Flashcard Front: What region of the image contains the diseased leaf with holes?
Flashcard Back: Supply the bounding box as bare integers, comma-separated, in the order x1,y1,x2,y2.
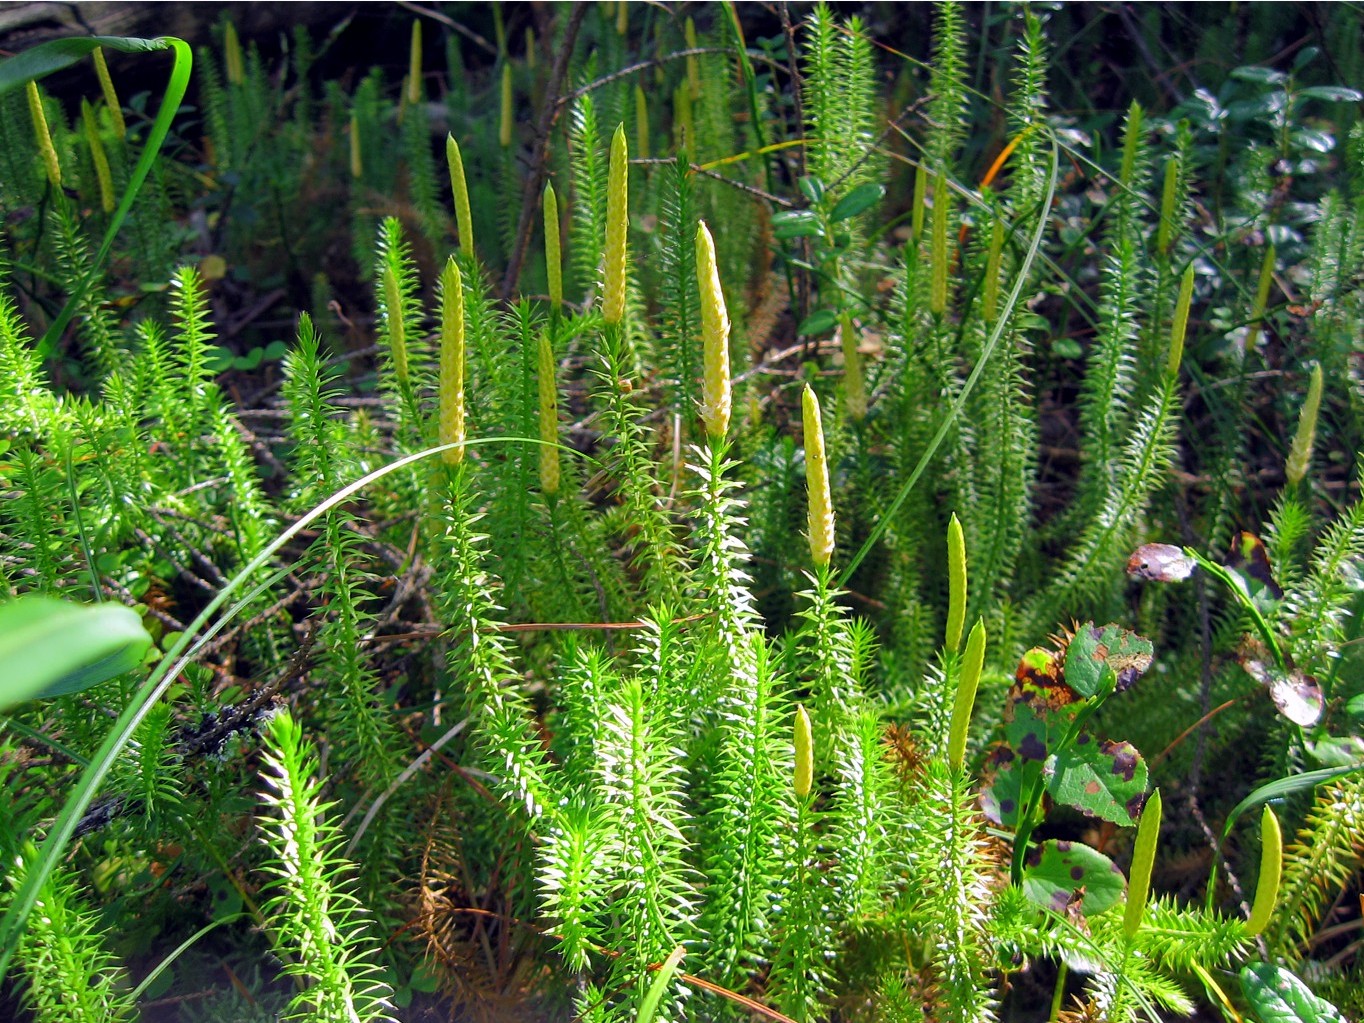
1226,531,1284,602
1240,962,1348,1023
1242,658,1323,726
1127,543,1196,582
1022,840,1126,916
1050,735,1148,824
1006,646,1081,721
1063,623,1153,697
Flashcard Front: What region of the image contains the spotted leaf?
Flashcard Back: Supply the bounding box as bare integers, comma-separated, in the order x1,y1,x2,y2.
1022,839,1126,916
1127,543,1197,582
1050,735,1148,825
1063,623,1153,698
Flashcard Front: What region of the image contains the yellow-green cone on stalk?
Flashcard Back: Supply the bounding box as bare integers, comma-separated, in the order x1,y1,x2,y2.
946,619,986,771
1123,788,1162,939
26,82,60,189
439,257,466,465
1245,806,1282,937
447,135,475,257
1285,363,1323,487
538,332,560,495
383,265,409,389
1167,263,1194,380
224,21,245,86
696,221,731,441
82,99,114,213
499,63,513,148
945,513,966,654
840,314,866,422
543,182,562,311
802,384,834,567
407,20,422,105
793,705,813,799
92,47,126,139
602,124,628,325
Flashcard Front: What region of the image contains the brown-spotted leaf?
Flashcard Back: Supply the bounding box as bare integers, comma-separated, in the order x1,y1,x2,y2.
1063,623,1154,698
1049,734,1148,825
1127,543,1197,582
1022,839,1126,916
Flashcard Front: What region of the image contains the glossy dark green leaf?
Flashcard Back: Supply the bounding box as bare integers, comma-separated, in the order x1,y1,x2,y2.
772,210,824,239
0,597,152,709
1240,962,1347,1023
1050,735,1148,825
1022,840,1125,916
797,176,825,204
830,182,886,222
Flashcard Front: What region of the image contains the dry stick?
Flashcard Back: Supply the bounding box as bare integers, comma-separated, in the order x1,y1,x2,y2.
499,2,590,303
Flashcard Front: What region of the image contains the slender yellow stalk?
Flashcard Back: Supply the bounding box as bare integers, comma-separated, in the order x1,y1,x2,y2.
82,99,114,214
1244,806,1282,937
697,222,731,441
1167,263,1194,379
407,20,422,105
224,21,245,86
840,314,866,422
91,47,126,140
383,266,410,389
945,513,966,654
617,0,629,36
538,331,560,495
983,217,1005,323
1157,157,1179,254
674,82,694,161
447,135,474,257
1285,363,1323,486
349,115,362,180
1245,244,1276,353
499,63,513,148
543,182,563,311
930,170,950,315
603,124,629,325
793,705,813,799
1119,100,1142,189
635,84,649,160
685,17,700,100
911,162,927,240
439,257,465,465
947,618,986,771
1123,788,1162,939
25,82,60,189
802,384,834,566
525,27,537,71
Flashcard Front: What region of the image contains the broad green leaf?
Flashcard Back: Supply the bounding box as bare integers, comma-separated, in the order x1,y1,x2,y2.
1063,623,1153,697
797,309,838,336
1223,763,1364,835
1240,962,1347,1023
1050,735,1148,825
1297,85,1363,103
0,597,152,709
830,182,886,222
1022,840,1125,916
1230,65,1287,85
0,35,169,95
772,209,823,239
